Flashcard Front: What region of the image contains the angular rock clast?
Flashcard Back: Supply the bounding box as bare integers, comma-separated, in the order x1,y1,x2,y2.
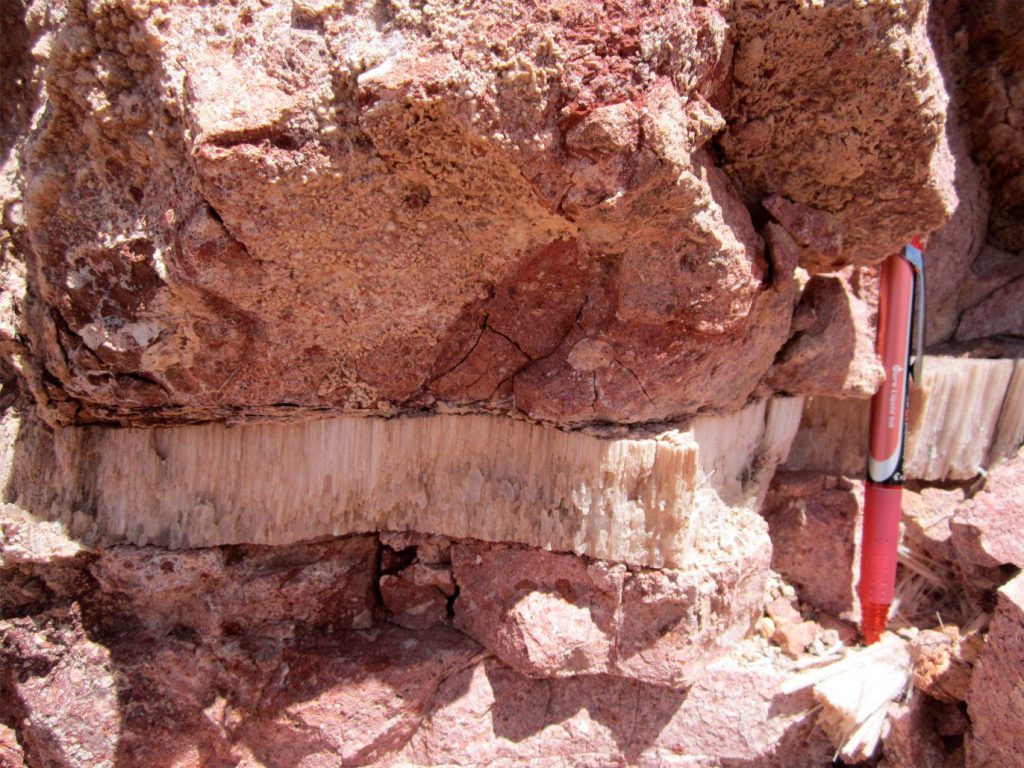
451,535,768,687
951,449,1024,570
966,573,1024,768
721,0,955,270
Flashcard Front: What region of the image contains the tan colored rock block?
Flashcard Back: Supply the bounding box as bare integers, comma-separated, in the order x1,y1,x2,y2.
4,399,803,569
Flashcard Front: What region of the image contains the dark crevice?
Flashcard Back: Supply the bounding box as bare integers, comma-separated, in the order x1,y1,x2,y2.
610,353,654,404
426,314,488,385
484,320,532,362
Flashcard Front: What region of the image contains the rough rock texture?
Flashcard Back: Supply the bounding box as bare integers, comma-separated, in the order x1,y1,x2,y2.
89,535,378,637
902,486,963,564
766,269,883,398
761,472,861,616
883,695,964,768
3,0,1024,765
2,398,803,568
0,517,841,768
0,723,25,768
966,572,1024,768
451,535,768,687
721,0,955,271
963,1,1024,253
2,0,811,428
951,449,1024,569
0,607,121,768
911,627,981,705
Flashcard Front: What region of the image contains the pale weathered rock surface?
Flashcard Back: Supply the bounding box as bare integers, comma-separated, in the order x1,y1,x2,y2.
2,399,803,568
397,640,833,768
951,449,1024,569
722,0,955,270
451,532,768,687
966,572,1024,768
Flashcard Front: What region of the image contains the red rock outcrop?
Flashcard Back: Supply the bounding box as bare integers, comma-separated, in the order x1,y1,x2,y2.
2,0,974,428
5,0,803,427
451,535,768,687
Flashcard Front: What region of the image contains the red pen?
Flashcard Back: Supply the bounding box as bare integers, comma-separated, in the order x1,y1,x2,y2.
858,238,925,644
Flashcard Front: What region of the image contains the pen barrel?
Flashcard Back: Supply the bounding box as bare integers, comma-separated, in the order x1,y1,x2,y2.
858,482,903,606
867,254,916,484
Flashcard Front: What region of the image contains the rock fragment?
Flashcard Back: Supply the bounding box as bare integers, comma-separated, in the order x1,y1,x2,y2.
451,532,769,687
911,627,982,704
951,449,1024,569
767,269,883,397
723,0,956,268
761,472,861,616
966,572,1024,768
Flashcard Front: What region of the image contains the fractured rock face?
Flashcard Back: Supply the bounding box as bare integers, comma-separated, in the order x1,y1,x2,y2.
396,640,834,767
766,268,883,398
11,0,802,427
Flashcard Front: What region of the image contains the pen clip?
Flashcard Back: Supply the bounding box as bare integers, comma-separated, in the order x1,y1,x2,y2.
902,240,926,387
